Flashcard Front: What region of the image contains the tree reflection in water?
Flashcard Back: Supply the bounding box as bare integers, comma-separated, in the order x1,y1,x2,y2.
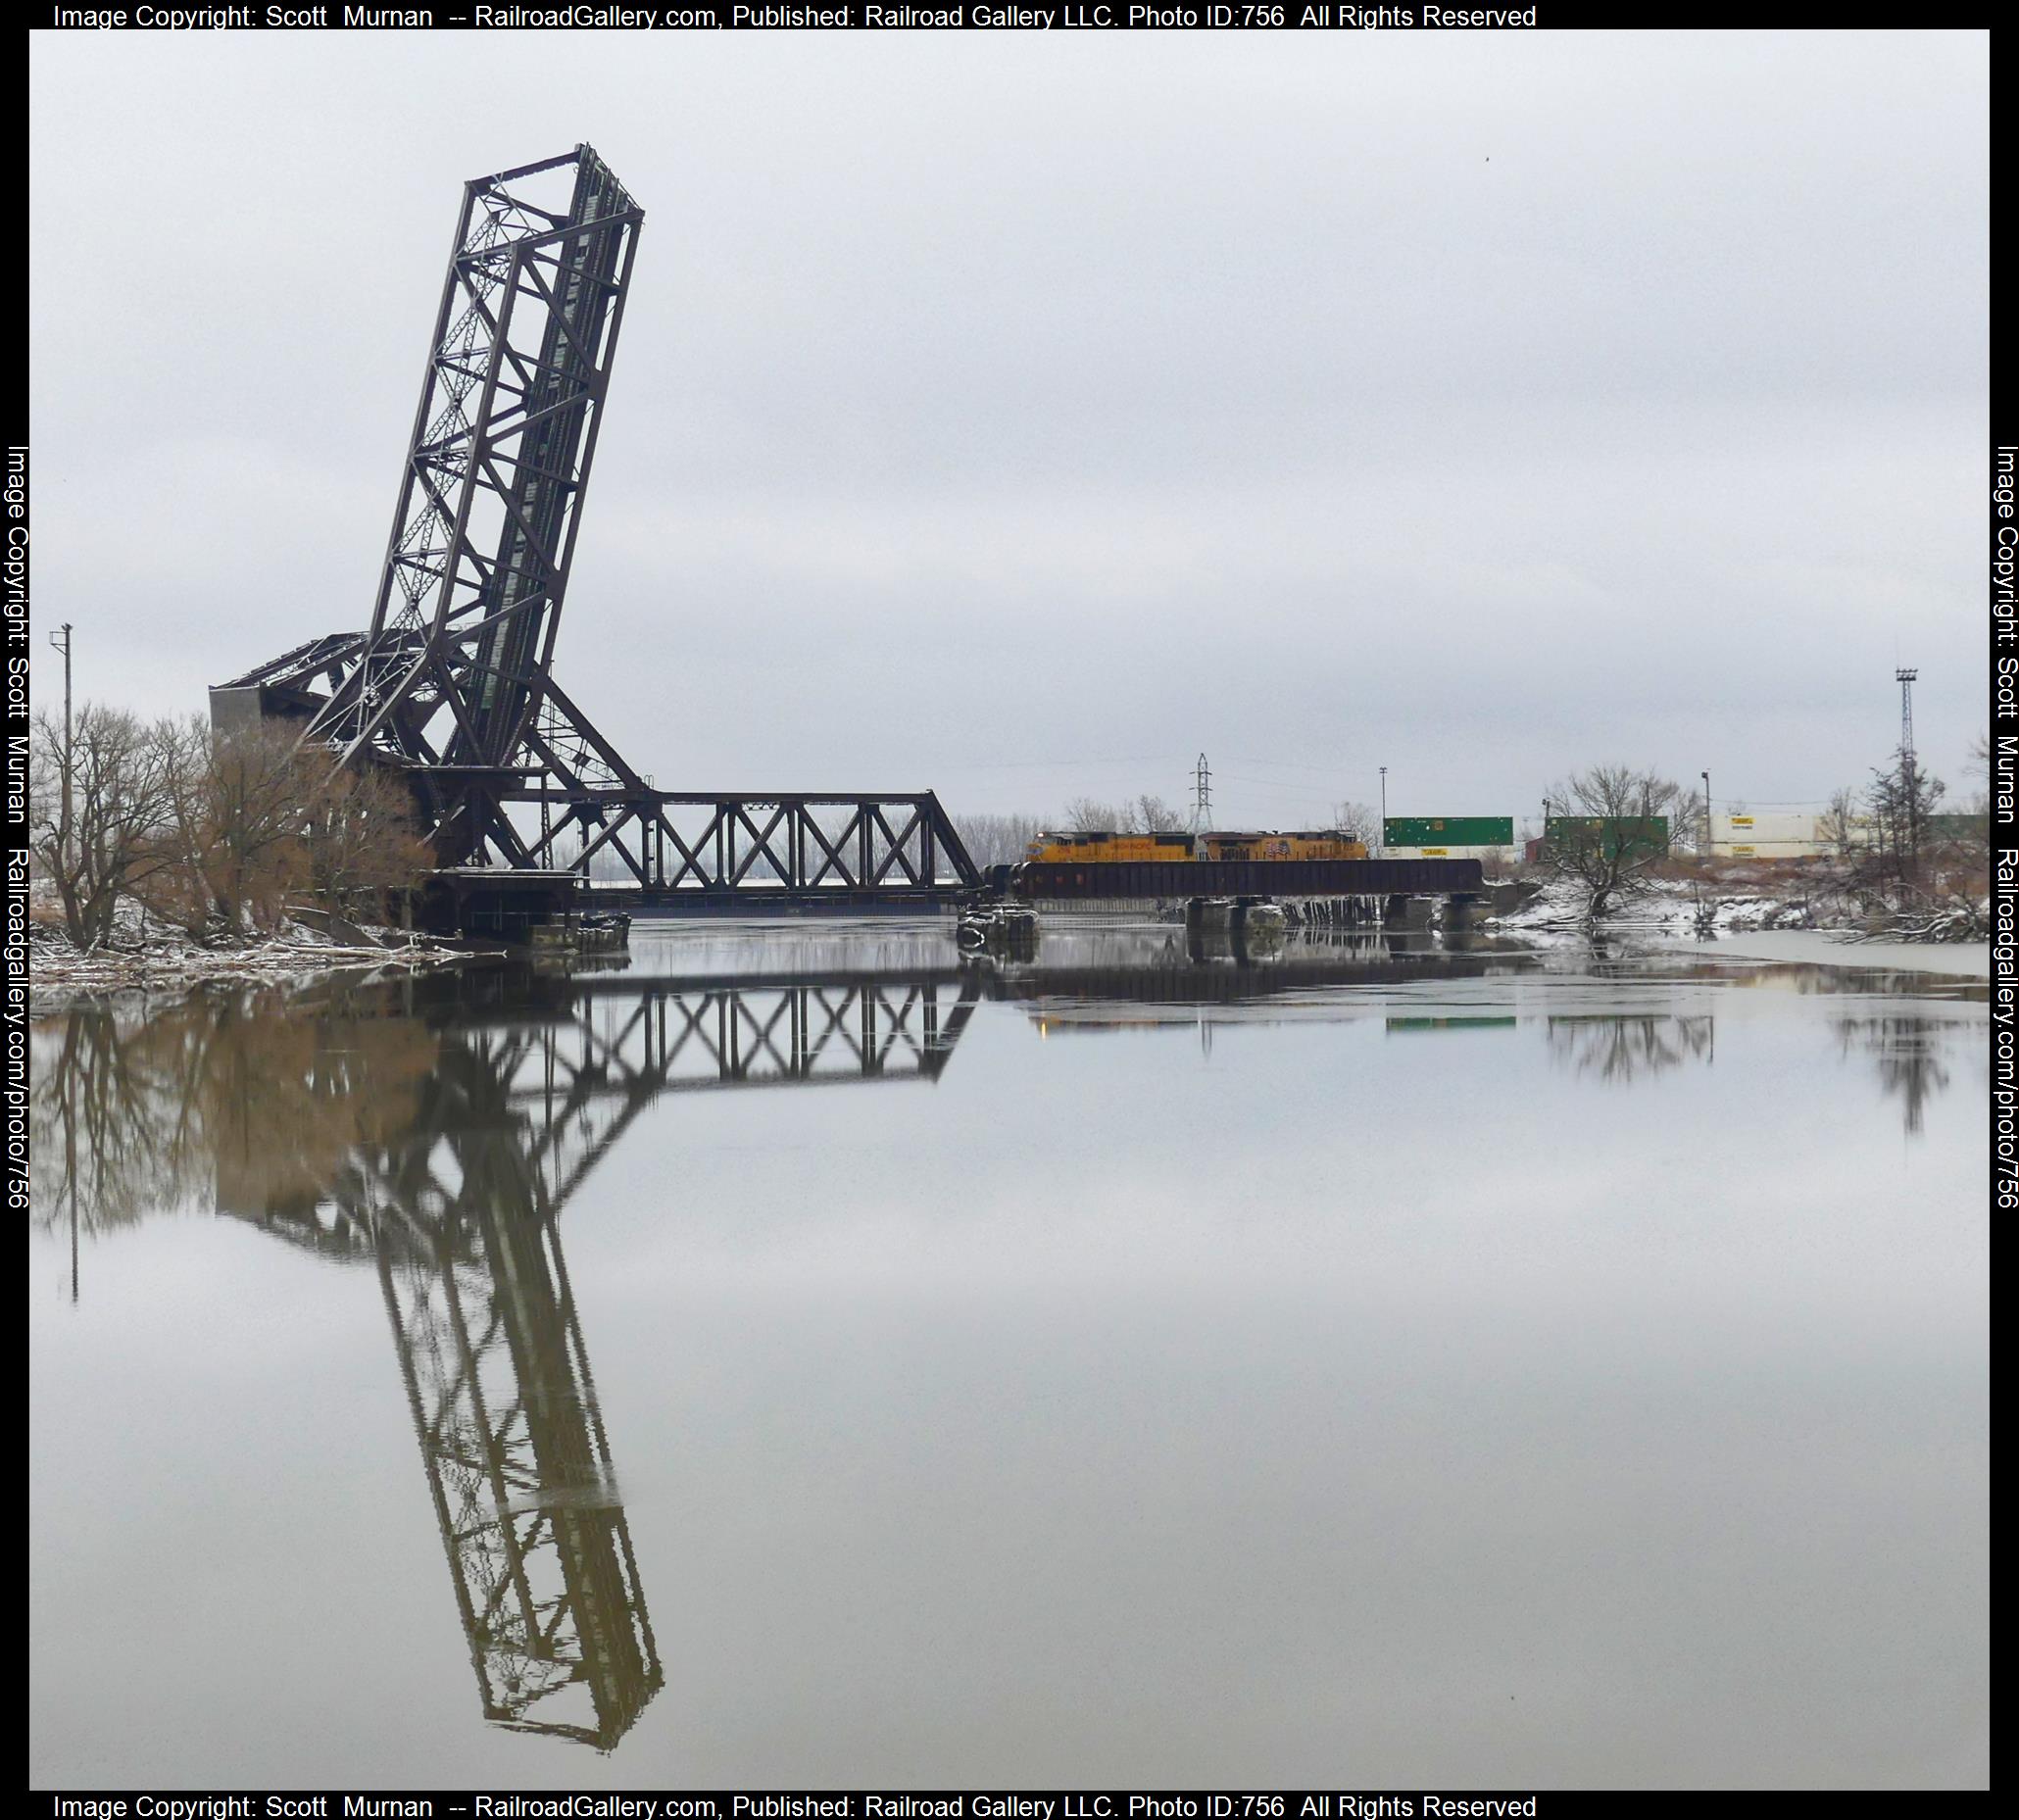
1539,1001,1968,1138
29,989,436,1239
1544,1013,1716,1083
1832,1013,1953,1137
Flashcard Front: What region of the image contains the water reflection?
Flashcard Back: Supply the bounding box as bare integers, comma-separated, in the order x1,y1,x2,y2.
964,925,1543,1011
29,964,994,1752
28,931,1985,1762
1545,1014,1716,1083
1832,1014,1951,1136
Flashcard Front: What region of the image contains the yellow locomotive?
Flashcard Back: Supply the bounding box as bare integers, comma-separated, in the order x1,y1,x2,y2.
1023,829,1369,864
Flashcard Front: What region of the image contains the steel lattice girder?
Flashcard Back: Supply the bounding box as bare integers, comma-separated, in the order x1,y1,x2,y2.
210,146,981,892
307,147,641,778
521,792,975,894
507,674,981,891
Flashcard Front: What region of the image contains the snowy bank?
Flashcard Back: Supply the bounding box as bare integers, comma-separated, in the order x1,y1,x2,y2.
26,903,472,1007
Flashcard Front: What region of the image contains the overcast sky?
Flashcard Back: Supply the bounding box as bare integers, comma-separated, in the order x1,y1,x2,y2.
29,28,1988,827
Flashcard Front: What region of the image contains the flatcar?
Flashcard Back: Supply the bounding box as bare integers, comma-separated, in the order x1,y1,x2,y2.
1023,829,1369,864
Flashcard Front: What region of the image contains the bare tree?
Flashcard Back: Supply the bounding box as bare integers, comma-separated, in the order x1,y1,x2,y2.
1064,797,1121,833
1538,764,1684,917
146,717,313,937
1817,787,1863,857
1130,794,1186,833
1862,748,1945,884
954,812,1046,868
1964,731,1990,818
300,760,433,916
1670,783,1707,857
1054,794,1193,836
29,704,180,948
1329,801,1377,845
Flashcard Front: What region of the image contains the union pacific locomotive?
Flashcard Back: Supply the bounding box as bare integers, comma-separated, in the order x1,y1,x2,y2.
1023,829,1369,864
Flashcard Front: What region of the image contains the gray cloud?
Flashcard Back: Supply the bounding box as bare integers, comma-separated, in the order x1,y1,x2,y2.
29,28,1988,823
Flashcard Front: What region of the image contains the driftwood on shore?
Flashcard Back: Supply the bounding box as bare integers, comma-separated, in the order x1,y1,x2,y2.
1830,901,1988,946
26,921,471,1001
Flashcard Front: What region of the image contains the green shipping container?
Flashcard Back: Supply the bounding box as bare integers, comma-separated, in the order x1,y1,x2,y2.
1383,815,1514,848
1543,814,1670,858
1385,1017,1519,1033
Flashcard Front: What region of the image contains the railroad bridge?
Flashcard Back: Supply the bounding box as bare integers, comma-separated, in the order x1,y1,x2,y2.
214,146,979,922
213,145,1482,926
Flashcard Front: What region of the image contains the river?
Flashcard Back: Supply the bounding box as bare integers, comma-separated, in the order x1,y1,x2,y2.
26,918,1990,1788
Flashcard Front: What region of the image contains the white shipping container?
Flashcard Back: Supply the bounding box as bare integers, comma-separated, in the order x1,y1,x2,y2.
1712,812,1823,859
1384,845,1515,863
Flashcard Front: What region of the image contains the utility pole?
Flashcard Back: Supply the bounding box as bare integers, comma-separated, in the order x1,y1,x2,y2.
1701,770,1711,858
1378,765,1388,857
1896,667,1919,869
49,622,73,868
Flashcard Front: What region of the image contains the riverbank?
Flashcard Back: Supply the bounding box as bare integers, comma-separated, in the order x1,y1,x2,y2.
1485,874,1988,949
25,909,471,1005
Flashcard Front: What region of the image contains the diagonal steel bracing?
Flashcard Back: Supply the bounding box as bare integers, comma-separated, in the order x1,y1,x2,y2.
211,145,981,897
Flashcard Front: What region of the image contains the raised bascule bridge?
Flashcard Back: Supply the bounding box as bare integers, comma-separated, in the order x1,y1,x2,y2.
213,145,1482,932
213,145,978,929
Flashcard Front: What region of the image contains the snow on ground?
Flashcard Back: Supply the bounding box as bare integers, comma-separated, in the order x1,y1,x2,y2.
26,902,470,1007
1479,875,1981,948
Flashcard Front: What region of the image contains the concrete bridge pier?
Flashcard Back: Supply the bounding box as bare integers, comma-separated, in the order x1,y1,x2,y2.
1445,892,1488,931
1382,893,1432,929
1185,896,1231,936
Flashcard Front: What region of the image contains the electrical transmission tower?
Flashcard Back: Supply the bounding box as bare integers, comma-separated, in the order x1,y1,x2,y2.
1191,753,1212,833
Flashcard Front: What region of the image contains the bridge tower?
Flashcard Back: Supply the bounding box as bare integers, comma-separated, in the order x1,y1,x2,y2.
300,147,643,865
212,147,978,906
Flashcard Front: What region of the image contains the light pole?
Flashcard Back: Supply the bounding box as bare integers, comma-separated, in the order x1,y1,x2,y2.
1896,668,1919,868
49,622,73,868
1378,765,1387,857
1700,770,1711,860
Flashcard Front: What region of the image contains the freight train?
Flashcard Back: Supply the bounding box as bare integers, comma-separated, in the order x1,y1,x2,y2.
1023,829,1369,864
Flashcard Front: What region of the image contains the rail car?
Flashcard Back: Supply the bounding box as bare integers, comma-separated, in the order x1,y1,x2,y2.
1023,829,1369,864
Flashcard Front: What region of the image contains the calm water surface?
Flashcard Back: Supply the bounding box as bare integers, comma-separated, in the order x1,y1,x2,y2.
27,919,1989,1788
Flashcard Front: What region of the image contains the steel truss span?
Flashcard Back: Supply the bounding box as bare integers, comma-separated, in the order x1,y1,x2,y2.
212,144,980,896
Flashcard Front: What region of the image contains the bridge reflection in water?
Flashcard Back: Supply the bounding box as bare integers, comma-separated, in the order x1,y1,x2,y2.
28,930,1981,1754
0,965,964,1753
212,968,982,1751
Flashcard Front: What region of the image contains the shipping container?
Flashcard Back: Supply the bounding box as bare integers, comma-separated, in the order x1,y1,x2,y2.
1385,845,1513,861
1383,815,1515,849
1542,815,1670,860
1710,812,1820,858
